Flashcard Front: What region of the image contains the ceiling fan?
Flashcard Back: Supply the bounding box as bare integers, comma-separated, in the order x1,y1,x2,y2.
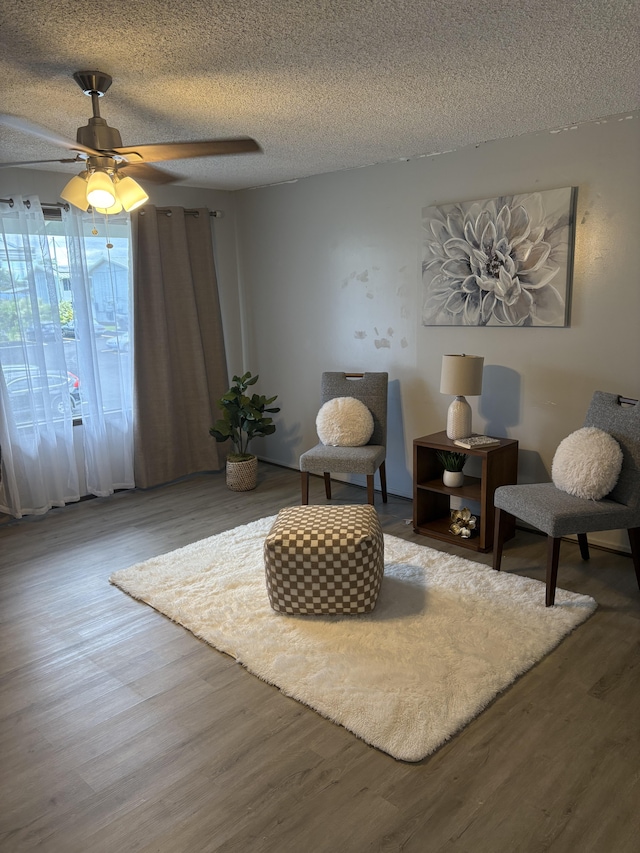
0,71,261,213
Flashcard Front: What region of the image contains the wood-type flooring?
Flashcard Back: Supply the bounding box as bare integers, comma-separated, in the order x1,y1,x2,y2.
1,464,638,852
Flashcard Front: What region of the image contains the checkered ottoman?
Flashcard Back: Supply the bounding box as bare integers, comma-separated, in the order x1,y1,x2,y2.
264,504,384,615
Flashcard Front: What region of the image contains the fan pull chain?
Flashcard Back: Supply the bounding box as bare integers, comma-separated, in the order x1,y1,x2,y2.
88,208,114,248
104,213,113,249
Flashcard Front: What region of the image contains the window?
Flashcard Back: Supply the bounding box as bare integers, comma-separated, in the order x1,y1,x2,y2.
0,205,132,423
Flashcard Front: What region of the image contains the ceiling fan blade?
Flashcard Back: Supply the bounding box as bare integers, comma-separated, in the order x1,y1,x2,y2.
0,157,83,168
117,162,181,185
0,114,101,157
114,137,261,164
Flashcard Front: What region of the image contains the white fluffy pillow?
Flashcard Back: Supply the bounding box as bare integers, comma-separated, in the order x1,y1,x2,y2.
316,397,374,447
551,427,623,500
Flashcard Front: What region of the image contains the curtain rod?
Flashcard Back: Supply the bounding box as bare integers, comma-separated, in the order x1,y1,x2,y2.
1,198,223,218
139,207,223,218
0,197,69,210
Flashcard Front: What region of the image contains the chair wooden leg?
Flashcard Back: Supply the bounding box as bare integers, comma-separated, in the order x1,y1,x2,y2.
366,475,375,505
492,508,511,571
628,527,640,591
379,461,388,503
301,472,309,505
323,472,332,500
577,533,590,561
546,536,562,606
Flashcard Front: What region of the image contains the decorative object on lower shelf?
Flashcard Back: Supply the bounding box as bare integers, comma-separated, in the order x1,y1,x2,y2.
449,508,477,538
435,449,468,487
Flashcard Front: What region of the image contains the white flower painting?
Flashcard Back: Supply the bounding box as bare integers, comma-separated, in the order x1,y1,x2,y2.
421,187,577,326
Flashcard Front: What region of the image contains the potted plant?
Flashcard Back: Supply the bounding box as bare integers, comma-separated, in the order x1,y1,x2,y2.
435,449,468,487
209,372,280,491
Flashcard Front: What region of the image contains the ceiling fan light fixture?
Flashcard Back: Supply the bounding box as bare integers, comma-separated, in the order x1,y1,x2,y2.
114,175,149,211
86,169,116,208
4,70,262,208
60,171,90,211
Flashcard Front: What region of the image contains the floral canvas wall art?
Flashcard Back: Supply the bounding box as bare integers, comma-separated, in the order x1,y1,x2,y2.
421,187,577,326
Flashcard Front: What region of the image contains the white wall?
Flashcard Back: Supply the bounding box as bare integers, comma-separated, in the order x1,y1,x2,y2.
234,112,640,551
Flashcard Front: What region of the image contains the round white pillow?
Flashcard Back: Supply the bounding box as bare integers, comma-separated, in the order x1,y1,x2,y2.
316,397,374,447
551,427,623,500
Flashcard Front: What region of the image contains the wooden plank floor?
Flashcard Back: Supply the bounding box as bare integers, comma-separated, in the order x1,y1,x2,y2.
1,463,638,852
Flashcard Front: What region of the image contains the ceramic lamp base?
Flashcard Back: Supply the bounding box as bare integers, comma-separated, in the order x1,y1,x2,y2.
446,396,472,440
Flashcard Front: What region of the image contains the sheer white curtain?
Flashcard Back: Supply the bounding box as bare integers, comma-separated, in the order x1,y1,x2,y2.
62,205,134,497
0,196,79,515
0,195,134,518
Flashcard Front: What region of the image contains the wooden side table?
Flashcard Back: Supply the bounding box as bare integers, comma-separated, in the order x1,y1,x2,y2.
413,431,518,553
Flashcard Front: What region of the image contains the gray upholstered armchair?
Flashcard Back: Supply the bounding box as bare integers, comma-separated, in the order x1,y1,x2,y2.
493,392,640,606
300,372,388,506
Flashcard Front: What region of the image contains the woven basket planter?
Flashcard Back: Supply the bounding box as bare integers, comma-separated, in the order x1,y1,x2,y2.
226,455,258,491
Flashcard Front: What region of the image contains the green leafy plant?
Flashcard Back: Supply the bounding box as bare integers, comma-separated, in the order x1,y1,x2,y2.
435,450,468,472
209,372,280,461
59,300,74,324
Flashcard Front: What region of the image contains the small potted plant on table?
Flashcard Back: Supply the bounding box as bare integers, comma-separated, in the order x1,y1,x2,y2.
435,449,468,487
209,372,280,491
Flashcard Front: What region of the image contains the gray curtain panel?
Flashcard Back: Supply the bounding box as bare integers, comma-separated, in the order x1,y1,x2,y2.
132,206,228,488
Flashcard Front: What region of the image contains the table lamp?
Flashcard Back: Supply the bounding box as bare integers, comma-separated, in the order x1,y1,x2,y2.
440,354,484,439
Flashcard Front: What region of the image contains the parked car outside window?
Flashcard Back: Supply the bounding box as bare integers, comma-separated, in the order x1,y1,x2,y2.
61,320,107,337
25,322,57,342
2,365,81,422
105,332,129,352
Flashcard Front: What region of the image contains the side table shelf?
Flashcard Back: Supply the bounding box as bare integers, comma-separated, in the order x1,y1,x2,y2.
413,431,518,553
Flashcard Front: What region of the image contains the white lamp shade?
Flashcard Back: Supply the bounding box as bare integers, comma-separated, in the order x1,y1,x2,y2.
94,198,123,215
440,354,484,397
60,173,90,211
115,175,149,211
86,171,116,208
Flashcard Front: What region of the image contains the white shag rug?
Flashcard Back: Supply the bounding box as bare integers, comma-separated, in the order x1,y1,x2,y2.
109,516,596,762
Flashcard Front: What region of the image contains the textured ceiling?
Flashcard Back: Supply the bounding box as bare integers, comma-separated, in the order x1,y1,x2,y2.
0,0,638,191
